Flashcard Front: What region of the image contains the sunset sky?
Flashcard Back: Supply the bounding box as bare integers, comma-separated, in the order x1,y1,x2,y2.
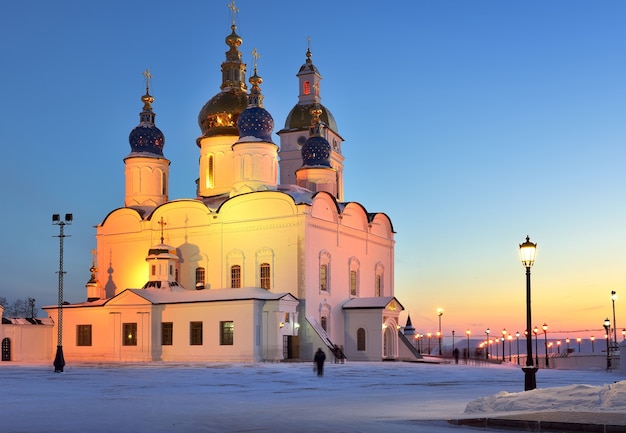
1,1,625,341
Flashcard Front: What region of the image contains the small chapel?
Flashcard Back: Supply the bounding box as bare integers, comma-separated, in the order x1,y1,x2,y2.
40,3,414,364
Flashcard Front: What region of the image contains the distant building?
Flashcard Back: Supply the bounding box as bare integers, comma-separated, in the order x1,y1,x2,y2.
37,5,412,364
1,305,54,362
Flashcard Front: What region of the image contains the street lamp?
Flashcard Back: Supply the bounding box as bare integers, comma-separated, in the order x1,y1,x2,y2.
591,336,595,352
519,235,537,390
427,332,432,354
437,308,443,356
52,213,72,373
611,291,617,350
556,340,561,354
515,331,520,364
566,338,570,354
485,328,490,359
542,323,549,368
501,329,507,361
508,334,513,362
603,318,611,371
576,337,581,352
466,329,471,360
533,326,539,366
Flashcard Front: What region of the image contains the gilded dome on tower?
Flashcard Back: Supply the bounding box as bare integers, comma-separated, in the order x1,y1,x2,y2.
197,24,248,141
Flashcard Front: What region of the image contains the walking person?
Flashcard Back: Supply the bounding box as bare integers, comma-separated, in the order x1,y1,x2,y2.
314,348,326,377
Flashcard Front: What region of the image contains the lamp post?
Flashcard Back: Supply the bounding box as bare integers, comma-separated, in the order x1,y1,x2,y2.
611,291,617,350
533,326,539,366
485,328,490,359
603,318,611,371
566,338,570,353
452,330,455,357
501,329,507,361
466,329,471,361
542,323,549,368
52,213,72,373
576,337,581,352
506,334,513,362
437,308,443,356
519,236,537,390
427,332,432,354
591,336,595,352
556,340,561,354
515,331,520,364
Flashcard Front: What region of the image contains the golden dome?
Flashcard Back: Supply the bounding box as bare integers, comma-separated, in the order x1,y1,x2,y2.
198,89,248,139
283,103,338,133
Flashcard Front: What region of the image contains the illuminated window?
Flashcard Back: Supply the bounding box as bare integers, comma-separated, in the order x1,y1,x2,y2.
320,264,328,291
206,155,215,189
220,321,234,345
303,80,310,95
190,321,203,345
231,265,241,288
162,322,173,345
76,325,92,346
321,316,328,332
350,270,357,296
260,263,270,290
123,323,137,346
195,267,205,289
357,328,366,351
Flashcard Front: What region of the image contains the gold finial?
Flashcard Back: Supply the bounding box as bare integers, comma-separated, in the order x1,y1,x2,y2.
306,36,312,61
143,68,152,94
228,0,239,26
251,48,260,72
158,217,167,244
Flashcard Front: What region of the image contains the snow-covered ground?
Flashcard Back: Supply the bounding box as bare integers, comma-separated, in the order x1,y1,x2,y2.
1,360,623,433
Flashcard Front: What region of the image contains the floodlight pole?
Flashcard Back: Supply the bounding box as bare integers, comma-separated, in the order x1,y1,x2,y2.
52,213,72,373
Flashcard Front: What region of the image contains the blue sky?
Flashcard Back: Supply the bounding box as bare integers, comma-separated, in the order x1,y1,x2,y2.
1,1,625,340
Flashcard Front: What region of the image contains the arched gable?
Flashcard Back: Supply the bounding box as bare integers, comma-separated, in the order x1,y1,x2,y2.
340,202,369,231
98,208,144,234
310,192,340,223
369,213,394,239
148,199,213,230
218,191,298,222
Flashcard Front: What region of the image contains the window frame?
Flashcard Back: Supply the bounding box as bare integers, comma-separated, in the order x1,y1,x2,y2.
162,322,173,346
76,324,92,347
122,322,137,346
190,321,203,345
220,321,234,346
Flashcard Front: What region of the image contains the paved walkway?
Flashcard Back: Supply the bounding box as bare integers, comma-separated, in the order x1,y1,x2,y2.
450,411,626,432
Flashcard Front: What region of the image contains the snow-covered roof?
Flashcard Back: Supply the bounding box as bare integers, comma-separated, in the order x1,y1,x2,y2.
1,317,54,325
126,287,297,305
342,296,404,310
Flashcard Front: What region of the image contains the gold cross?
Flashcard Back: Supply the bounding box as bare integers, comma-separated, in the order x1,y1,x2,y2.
228,0,239,26
251,48,260,70
143,68,152,93
158,217,167,244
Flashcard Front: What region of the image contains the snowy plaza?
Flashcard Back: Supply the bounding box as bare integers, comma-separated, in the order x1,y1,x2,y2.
1,360,624,433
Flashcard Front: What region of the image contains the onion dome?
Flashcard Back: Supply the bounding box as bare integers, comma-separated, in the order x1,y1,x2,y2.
301,105,331,167
236,52,275,143
128,87,165,156
197,23,248,141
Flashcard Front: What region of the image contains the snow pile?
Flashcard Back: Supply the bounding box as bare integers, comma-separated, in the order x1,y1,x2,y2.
465,380,626,413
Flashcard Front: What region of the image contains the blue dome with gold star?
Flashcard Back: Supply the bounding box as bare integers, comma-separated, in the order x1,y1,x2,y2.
237,106,274,143
302,135,331,167
129,92,165,156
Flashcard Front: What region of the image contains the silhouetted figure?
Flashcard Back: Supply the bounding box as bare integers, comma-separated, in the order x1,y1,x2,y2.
314,348,326,376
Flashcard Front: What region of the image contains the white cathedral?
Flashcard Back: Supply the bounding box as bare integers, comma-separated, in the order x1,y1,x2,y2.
36,7,416,364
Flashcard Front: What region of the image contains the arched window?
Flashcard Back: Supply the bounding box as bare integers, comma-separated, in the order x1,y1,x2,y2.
350,270,357,296
375,263,384,297
260,263,270,290
375,275,382,297
320,264,328,291
195,267,205,290
349,257,360,297
320,316,328,332
303,81,311,95
231,265,241,288
357,328,366,351
206,154,215,189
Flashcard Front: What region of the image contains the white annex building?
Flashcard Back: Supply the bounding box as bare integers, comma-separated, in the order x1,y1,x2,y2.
33,6,417,364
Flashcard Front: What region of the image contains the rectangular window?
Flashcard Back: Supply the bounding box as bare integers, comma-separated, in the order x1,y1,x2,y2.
190,321,203,345
76,325,92,346
375,275,382,297
231,265,241,288
162,322,173,346
220,321,234,345
260,263,270,290
195,267,206,289
123,323,137,346
320,264,328,291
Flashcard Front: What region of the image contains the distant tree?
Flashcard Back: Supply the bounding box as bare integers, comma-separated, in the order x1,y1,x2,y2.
0,296,7,309
2,297,39,318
